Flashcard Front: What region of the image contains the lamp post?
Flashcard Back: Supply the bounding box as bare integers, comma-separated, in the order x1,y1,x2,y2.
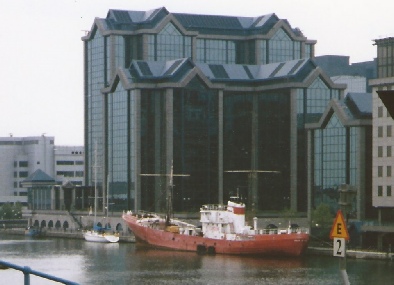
337,184,357,285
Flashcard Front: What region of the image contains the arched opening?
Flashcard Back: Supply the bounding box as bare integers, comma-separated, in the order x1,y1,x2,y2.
116,223,123,231
33,220,39,227
48,220,53,228
63,221,69,230
55,220,61,229
41,220,46,228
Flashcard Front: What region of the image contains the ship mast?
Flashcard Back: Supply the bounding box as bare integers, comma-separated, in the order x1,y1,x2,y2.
225,169,280,213
140,161,189,225
93,142,98,225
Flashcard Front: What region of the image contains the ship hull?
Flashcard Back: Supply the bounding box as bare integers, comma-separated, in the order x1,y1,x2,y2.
123,214,309,257
83,230,119,243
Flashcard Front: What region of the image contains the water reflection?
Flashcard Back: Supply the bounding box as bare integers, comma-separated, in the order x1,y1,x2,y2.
1,234,394,285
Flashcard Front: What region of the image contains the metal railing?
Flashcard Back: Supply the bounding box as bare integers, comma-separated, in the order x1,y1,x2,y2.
0,260,79,285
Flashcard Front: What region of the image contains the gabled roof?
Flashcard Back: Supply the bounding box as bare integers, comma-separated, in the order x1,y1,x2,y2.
83,7,309,40
345,93,372,118
305,93,372,130
197,58,312,82
131,58,194,80
103,58,344,93
21,169,56,187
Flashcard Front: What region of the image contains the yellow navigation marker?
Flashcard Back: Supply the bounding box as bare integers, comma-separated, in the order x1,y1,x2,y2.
329,210,349,240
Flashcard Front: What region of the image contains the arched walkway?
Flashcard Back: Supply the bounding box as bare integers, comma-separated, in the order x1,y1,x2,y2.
63,221,69,229
116,223,123,231
55,220,61,229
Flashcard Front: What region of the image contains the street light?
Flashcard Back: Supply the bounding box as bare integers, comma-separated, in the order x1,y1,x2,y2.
338,184,357,212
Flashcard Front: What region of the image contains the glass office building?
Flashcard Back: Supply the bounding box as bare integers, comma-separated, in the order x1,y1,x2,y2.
305,93,372,220
82,7,344,213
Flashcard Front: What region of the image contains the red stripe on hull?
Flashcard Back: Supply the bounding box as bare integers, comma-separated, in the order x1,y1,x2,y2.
123,215,309,257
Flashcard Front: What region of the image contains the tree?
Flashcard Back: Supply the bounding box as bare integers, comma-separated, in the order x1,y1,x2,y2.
312,203,333,227
0,203,22,220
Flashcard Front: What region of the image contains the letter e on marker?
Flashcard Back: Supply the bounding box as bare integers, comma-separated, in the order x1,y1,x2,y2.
329,210,349,240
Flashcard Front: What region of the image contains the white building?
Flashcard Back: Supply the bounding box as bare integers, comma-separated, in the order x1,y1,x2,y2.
370,37,394,211
0,135,84,206
55,146,85,187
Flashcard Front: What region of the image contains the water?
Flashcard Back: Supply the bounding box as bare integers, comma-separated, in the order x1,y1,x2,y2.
1,234,394,285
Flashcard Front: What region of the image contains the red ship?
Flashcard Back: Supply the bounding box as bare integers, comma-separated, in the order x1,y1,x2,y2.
122,196,309,256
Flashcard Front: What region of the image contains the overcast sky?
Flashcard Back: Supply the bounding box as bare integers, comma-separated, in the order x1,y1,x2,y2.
1,0,393,146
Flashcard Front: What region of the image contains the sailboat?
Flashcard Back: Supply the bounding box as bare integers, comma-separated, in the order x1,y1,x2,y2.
83,144,119,243
122,165,309,256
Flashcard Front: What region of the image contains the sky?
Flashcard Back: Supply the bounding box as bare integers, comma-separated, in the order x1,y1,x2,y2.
1,0,393,146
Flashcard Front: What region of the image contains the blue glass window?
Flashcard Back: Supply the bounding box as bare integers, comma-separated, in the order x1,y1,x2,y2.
269,29,297,63
307,77,331,115
107,85,130,210
196,39,236,64
314,114,347,210
87,32,107,184
147,23,192,61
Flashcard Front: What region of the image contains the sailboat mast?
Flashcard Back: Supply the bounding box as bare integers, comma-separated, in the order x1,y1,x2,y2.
166,163,174,225
106,174,109,217
93,142,98,225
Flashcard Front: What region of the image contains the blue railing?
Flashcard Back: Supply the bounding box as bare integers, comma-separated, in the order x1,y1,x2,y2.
0,260,79,285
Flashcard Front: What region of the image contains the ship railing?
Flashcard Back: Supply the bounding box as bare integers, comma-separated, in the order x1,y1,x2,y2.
129,210,165,219
201,204,228,211
0,259,79,285
260,227,309,235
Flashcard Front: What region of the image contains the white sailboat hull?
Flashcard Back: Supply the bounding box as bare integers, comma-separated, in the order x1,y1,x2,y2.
83,230,119,243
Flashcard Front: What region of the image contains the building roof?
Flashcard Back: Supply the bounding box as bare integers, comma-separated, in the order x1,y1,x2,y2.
84,7,310,40
305,92,372,130
345,92,372,118
23,169,55,183
103,57,345,93
127,58,317,83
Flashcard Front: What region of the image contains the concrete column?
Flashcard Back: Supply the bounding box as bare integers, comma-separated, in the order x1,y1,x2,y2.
60,187,65,210
250,95,259,211
289,89,298,211
356,127,366,220
218,90,223,204
165,88,174,208
307,130,313,225
72,188,76,210
155,93,162,212
51,187,55,210
132,89,141,211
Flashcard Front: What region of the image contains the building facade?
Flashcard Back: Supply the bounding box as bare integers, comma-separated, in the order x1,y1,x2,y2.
370,37,394,218
54,146,85,187
314,55,376,93
306,93,373,222
0,135,55,205
0,136,85,209
83,7,345,213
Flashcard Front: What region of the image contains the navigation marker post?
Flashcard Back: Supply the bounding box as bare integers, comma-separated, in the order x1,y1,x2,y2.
330,209,350,285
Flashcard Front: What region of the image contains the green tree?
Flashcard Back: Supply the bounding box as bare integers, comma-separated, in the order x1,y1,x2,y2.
0,203,22,219
312,203,333,227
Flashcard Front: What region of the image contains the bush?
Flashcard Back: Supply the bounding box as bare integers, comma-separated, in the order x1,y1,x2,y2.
312,203,333,227
0,202,22,220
